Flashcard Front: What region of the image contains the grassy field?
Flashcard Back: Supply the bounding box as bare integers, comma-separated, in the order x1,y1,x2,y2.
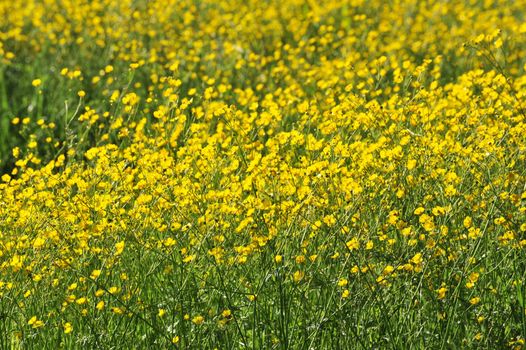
0,0,526,348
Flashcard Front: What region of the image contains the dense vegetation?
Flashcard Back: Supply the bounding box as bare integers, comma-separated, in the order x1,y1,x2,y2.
0,0,526,348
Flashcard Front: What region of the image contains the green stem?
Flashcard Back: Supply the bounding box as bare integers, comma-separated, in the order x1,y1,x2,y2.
0,67,11,167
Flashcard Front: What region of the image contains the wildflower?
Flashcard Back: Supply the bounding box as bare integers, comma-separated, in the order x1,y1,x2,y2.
90,269,101,279
346,238,359,251
463,217,473,228
295,255,306,264
293,271,304,283
437,287,447,300
115,241,125,255
192,315,204,325
413,207,425,216
28,316,44,328
63,322,73,334
111,307,124,315
466,272,479,289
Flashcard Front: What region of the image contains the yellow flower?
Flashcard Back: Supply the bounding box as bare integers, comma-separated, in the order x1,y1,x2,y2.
346,238,359,251
27,316,37,325
293,270,304,283
413,207,425,215
466,272,479,289
437,287,447,300
63,322,73,334
111,307,124,315
183,254,195,263
32,79,42,87
115,241,125,255
192,315,204,325
470,297,481,305
463,216,473,228
295,255,306,264
382,265,395,275
323,214,337,226
410,253,423,266
28,316,44,328
90,269,101,279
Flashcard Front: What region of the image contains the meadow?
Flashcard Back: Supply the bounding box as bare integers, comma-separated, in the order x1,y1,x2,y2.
0,0,526,348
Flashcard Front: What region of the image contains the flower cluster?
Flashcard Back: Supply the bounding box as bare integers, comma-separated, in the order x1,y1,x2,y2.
0,0,525,348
